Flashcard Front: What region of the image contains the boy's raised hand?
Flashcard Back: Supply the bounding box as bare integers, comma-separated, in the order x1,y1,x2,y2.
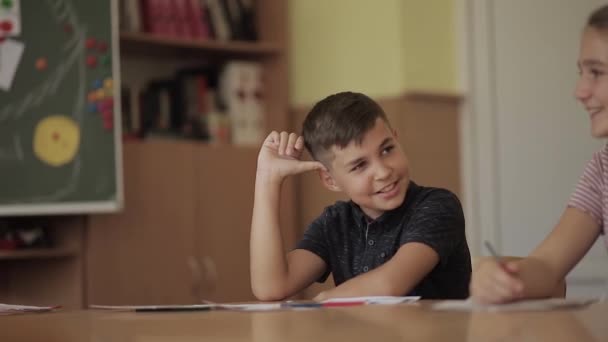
469,258,524,304
257,131,326,180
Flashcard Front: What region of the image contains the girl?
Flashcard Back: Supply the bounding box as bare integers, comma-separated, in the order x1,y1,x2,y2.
471,4,608,304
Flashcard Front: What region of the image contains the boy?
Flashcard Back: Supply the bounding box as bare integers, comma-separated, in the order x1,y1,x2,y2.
250,91,471,301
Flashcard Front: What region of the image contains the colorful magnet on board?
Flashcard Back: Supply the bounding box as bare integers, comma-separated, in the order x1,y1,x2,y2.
1,0,13,9
87,103,97,113
35,58,47,70
97,41,108,52
95,88,105,100
86,55,97,68
101,110,113,120
100,54,111,66
0,20,13,33
87,92,97,102
92,79,102,89
85,37,96,49
103,78,113,90
103,116,114,130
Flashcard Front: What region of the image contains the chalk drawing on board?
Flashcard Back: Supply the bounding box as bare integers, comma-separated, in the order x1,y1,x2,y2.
0,0,86,203
0,134,23,161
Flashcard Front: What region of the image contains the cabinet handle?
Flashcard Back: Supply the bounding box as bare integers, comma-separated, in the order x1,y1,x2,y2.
200,256,218,297
188,256,203,301
188,256,218,302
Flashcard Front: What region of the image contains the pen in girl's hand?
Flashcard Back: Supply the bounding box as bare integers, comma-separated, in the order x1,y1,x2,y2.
483,240,502,262
483,240,516,273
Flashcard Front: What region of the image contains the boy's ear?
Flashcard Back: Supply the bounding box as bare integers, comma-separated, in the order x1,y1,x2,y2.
318,168,341,192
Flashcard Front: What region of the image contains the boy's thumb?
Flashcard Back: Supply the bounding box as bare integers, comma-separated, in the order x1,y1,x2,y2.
300,161,325,172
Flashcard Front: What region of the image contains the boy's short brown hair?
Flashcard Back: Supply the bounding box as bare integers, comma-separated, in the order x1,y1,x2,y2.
302,92,390,163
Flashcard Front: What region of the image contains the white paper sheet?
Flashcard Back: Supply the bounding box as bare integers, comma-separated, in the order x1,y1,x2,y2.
322,296,421,305
0,38,24,90
432,298,598,312
216,303,282,311
0,303,60,315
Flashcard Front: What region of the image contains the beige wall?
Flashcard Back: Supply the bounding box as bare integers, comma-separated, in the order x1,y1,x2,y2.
289,0,459,106
289,0,405,106
402,0,458,92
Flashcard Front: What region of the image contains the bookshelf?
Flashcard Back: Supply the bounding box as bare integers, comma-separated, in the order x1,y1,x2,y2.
85,0,294,305
0,248,78,260
120,32,281,57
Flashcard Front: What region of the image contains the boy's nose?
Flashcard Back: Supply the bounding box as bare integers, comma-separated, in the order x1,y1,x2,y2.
374,162,391,180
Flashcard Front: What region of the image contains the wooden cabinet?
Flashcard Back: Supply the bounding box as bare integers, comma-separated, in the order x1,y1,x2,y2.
87,141,198,305
86,0,292,305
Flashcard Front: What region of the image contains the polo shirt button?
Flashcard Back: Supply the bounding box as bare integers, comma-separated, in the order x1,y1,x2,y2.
380,252,386,258
363,266,369,272
368,239,375,246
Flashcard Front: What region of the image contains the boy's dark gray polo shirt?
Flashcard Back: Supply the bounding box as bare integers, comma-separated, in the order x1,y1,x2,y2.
296,181,471,299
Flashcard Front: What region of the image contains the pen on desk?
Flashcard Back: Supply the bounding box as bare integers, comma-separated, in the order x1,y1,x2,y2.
135,305,214,313
281,302,323,309
281,300,365,308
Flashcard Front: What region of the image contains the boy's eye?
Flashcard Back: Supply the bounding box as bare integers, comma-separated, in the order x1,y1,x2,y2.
382,145,395,155
350,162,366,172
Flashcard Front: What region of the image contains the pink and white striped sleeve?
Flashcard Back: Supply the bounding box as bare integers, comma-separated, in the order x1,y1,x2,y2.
568,149,605,226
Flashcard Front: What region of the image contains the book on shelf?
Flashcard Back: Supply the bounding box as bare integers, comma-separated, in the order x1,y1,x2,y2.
124,64,236,143
120,0,254,42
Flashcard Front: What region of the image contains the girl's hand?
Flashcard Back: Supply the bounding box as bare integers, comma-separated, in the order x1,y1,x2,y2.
469,258,525,304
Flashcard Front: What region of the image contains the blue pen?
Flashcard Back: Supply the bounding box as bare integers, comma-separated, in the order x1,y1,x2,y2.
135,305,214,313
281,302,322,309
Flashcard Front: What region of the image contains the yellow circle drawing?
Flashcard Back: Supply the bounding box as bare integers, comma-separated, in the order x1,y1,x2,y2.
33,115,80,167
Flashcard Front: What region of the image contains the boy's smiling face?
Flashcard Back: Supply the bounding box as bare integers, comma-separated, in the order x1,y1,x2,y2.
320,118,410,219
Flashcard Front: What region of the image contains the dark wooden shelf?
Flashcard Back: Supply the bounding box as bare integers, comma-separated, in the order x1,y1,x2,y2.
0,247,78,260
120,32,280,59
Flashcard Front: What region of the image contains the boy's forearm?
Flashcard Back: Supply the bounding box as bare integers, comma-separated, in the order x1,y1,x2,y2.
316,271,404,300
250,174,291,300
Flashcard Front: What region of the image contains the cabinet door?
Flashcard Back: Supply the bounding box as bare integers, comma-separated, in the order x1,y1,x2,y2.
194,145,297,302
87,141,198,305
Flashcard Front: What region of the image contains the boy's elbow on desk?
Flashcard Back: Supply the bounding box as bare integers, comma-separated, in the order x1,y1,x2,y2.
251,284,290,302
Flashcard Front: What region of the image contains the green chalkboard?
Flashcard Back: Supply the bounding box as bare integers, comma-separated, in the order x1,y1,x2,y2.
0,0,123,215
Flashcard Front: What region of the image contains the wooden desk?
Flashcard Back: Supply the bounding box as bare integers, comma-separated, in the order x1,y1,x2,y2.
1,302,607,341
